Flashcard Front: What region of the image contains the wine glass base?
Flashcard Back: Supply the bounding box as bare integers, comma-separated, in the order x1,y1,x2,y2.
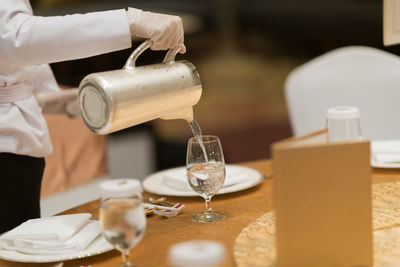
192,211,226,223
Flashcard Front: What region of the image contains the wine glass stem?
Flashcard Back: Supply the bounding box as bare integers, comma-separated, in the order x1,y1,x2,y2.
121,249,130,266
205,197,213,214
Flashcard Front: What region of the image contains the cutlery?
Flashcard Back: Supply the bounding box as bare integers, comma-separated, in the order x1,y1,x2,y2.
143,196,174,207
144,208,155,215
143,203,181,211
143,196,166,203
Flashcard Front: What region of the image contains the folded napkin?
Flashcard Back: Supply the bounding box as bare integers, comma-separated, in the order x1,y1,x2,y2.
162,165,249,191
371,140,400,163
0,213,100,254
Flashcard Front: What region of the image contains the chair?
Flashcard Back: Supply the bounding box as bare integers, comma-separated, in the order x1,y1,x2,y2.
285,46,400,140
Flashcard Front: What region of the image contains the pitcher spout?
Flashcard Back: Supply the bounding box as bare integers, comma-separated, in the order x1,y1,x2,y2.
161,106,194,122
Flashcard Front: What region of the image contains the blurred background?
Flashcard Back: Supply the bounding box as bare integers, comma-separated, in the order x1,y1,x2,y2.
31,0,399,205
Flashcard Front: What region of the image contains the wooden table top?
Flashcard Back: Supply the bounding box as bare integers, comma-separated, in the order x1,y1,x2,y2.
1,159,400,267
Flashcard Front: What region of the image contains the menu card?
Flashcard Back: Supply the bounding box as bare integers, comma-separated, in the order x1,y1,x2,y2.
383,0,400,46
272,129,372,267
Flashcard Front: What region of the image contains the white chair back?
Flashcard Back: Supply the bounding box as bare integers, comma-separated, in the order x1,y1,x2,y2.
285,46,400,140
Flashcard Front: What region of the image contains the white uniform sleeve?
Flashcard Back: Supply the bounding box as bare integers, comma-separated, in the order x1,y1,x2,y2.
0,0,132,66
33,64,60,93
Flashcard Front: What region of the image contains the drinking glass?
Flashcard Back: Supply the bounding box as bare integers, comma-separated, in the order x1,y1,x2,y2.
99,196,146,266
326,106,362,142
186,135,226,222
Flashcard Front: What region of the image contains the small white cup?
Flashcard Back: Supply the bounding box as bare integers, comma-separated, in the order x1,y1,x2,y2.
168,240,225,267
99,178,142,200
326,106,362,142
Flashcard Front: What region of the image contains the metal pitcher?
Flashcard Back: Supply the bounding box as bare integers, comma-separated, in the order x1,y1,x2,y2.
78,40,202,134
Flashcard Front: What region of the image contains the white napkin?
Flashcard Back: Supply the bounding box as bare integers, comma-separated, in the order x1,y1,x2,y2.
0,213,100,254
162,165,249,191
371,140,400,163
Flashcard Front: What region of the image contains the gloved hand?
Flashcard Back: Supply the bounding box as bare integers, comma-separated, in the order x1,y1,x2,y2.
36,89,80,118
127,8,186,53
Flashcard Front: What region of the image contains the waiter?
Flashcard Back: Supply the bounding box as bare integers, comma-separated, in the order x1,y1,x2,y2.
0,0,185,233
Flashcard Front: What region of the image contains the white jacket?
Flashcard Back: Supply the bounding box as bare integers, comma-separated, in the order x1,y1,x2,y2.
0,0,132,157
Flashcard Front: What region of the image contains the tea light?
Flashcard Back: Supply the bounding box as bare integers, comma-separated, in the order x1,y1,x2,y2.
99,178,142,199
168,240,225,267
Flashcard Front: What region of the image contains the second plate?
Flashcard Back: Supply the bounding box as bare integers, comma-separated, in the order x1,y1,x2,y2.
143,164,264,197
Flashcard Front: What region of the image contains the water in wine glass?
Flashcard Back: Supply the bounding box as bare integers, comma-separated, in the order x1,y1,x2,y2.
99,198,146,253
188,119,208,162
187,162,225,198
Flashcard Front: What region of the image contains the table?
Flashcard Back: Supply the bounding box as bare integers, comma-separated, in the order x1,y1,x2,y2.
1,159,400,267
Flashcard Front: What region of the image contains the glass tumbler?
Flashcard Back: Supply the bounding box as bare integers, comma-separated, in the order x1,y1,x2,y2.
99,179,146,267
326,106,362,142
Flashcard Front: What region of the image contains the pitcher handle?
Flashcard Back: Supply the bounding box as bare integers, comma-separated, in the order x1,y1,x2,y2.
123,40,182,70
162,44,182,64
123,40,151,70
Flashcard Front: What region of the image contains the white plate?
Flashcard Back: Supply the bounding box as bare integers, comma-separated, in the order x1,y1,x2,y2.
371,159,400,169
0,234,113,263
371,140,400,168
143,164,264,197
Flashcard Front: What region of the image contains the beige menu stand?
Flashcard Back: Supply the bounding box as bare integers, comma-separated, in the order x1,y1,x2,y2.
272,129,372,267
384,0,400,45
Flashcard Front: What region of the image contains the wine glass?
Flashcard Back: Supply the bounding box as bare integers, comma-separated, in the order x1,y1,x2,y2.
186,135,226,223
99,195,146,266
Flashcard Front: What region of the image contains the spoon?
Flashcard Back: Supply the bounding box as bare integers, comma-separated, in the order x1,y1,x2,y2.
144,196,166,203
143,196,174,207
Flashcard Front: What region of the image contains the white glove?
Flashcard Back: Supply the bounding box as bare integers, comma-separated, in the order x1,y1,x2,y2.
36,89,80,118
127,8,186,53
